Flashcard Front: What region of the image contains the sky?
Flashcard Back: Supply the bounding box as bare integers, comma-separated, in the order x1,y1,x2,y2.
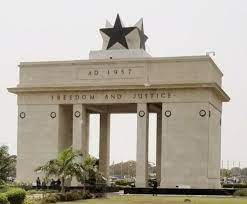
0,0,246,168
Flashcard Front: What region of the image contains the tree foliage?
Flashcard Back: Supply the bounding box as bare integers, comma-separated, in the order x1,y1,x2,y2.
36,147,84,193
109,161,136,177
220,168,231,178
109,161,155,178
241,168,247,176
80,155,103,185
0,145,16,183
231,167,241,177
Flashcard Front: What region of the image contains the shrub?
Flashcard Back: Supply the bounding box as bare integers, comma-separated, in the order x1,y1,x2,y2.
115,179,132,186
0,186,9,193
56,193,65,202
26,189,58,195
24,197,45,204
5,188,26,204
57,191,80,201
233,188,247,196
107,186,121,192
222,184,247,188
12,182,33,191
0,194,9,204
57,190,92,201
24,198,35,204
94,192,106,198
43,194,58,203
65,191,81,201
80,191,93,199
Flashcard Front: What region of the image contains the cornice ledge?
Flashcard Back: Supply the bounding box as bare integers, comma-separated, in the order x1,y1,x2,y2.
8,82,230,102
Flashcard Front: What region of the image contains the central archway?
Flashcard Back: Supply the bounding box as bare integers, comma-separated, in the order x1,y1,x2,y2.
87,103,161,185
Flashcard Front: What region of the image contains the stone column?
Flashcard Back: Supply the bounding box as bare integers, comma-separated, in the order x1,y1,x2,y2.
71,104,89,186
99,113,111,182
85,112,90,156
160,103,168,187
72,104,89,157
136,103,149,187
156,112,162,185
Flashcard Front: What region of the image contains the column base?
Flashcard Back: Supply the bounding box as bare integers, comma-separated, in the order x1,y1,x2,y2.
160,178,220,189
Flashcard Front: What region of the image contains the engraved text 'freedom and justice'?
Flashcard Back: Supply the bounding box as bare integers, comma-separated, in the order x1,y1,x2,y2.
51,92,171,102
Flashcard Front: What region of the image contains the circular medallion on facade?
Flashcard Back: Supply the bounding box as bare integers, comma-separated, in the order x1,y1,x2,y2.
199,110,206,117
19,112,26,119
138,110,145,117
50,112,56,118
74,111,81,118
165,110,171,117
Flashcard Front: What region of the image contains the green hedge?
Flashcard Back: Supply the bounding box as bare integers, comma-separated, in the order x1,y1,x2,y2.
43,194,59,203
0,186,9,193
0,194,9,204
115,180,133,186
23,198,35,204
5,188,26,204
222,184,247,189
23,190,93,203
58,191,92,202
233,188,247,196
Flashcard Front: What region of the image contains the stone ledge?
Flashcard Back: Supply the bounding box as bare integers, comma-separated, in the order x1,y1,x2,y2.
8,83,230,102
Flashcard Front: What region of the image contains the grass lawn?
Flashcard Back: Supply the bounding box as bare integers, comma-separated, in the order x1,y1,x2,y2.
57,195,247,204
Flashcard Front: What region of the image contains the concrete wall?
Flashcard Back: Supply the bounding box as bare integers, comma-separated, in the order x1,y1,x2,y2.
208,104,221,188
17,105,60,182
161,102,212,188
18,56,222,87
58,105,73,152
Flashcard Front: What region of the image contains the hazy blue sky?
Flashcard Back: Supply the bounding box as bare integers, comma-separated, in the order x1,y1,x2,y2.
0,0,246,168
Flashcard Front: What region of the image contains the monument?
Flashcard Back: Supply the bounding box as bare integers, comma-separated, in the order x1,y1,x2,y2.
8,15,230,189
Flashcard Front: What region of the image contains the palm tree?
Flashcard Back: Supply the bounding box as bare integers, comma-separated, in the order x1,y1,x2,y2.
36,147,84,194
81,155,104,185
0,145,17,183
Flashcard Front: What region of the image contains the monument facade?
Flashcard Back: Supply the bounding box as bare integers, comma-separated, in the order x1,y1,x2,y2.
8,15,230,188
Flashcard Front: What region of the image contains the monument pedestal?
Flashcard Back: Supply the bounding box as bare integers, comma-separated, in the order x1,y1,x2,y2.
89,49,151,60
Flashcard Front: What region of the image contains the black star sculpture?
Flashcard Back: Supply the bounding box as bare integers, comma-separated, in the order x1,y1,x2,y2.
136,22,148,50
100,14,136,49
